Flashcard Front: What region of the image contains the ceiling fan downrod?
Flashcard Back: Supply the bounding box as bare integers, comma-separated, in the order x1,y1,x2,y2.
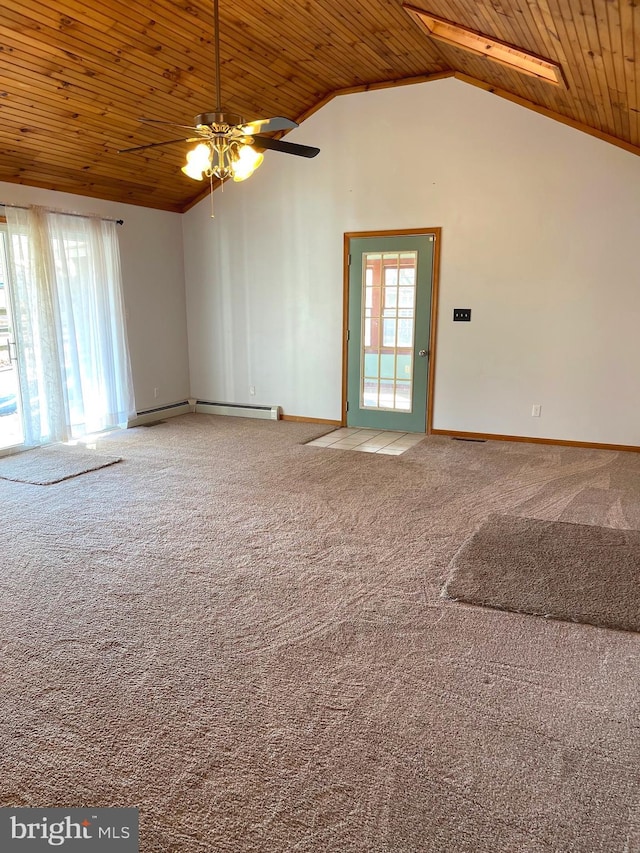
212,0,222,112
204,0,246,130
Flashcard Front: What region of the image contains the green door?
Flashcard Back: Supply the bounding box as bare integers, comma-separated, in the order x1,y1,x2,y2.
346,234,434,432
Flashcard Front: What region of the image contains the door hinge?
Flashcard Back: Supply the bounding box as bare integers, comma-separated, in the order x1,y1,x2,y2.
347,329,350,341
348,253,352,266
346,401,349,411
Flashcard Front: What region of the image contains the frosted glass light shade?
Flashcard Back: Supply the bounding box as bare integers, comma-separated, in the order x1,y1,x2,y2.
232,145,264,182
182,143,212,181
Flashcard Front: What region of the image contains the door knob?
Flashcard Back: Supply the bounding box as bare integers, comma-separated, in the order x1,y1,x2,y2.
418,349,429,358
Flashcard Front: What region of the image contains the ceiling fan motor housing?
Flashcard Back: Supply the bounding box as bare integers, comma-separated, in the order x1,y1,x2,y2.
195,111,245,129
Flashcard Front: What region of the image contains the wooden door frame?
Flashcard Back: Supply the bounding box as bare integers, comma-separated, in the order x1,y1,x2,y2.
342,227,441,432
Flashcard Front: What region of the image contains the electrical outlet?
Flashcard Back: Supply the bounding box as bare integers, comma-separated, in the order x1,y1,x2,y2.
249,385,256,396
532,404,541,417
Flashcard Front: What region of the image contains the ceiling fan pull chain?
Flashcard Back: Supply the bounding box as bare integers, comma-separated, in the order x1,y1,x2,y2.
209,173,215,219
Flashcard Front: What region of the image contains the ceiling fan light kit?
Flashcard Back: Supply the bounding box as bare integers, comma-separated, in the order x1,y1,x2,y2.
181,136,264,183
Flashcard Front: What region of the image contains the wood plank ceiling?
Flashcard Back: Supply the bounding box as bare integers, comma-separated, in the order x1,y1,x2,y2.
1,0,638,212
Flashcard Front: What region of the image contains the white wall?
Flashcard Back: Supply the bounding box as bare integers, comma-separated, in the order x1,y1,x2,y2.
184,76,640,446
0,182,190,413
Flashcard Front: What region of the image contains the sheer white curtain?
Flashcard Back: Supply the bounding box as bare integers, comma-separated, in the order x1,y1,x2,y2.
5,205,136,445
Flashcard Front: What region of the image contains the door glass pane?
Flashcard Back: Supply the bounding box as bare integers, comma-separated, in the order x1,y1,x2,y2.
379,353,395,379
395,381,411,410
382,318,396,347
359,251,417,411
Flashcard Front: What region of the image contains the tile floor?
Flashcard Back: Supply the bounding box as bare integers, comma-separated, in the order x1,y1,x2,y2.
306,427,424,456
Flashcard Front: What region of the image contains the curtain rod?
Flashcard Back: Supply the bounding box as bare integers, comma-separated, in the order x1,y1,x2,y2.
1,203,123,225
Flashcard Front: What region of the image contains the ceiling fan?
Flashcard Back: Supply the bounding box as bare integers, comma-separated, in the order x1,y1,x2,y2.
118,0,320,185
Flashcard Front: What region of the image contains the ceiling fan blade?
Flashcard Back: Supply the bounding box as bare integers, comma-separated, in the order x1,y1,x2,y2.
138,117,197,131
117,137,200,154
252,135,320,158
241,116,299,134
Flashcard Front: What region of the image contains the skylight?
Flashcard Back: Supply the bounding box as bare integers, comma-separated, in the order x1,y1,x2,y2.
403,6,566,87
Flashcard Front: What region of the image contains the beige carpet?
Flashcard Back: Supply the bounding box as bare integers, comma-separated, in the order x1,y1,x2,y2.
0,414,639,852
442,514,640,633
0,443,122,484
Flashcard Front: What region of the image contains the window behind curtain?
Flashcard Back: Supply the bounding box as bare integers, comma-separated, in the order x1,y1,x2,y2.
5,206,136,445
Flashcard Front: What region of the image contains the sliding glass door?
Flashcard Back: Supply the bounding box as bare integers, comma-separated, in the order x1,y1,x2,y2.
0,230,25,451
2,207,135,448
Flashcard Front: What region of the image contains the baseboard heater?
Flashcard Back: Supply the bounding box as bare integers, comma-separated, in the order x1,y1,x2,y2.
129,401,191,427
195,401,281,421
